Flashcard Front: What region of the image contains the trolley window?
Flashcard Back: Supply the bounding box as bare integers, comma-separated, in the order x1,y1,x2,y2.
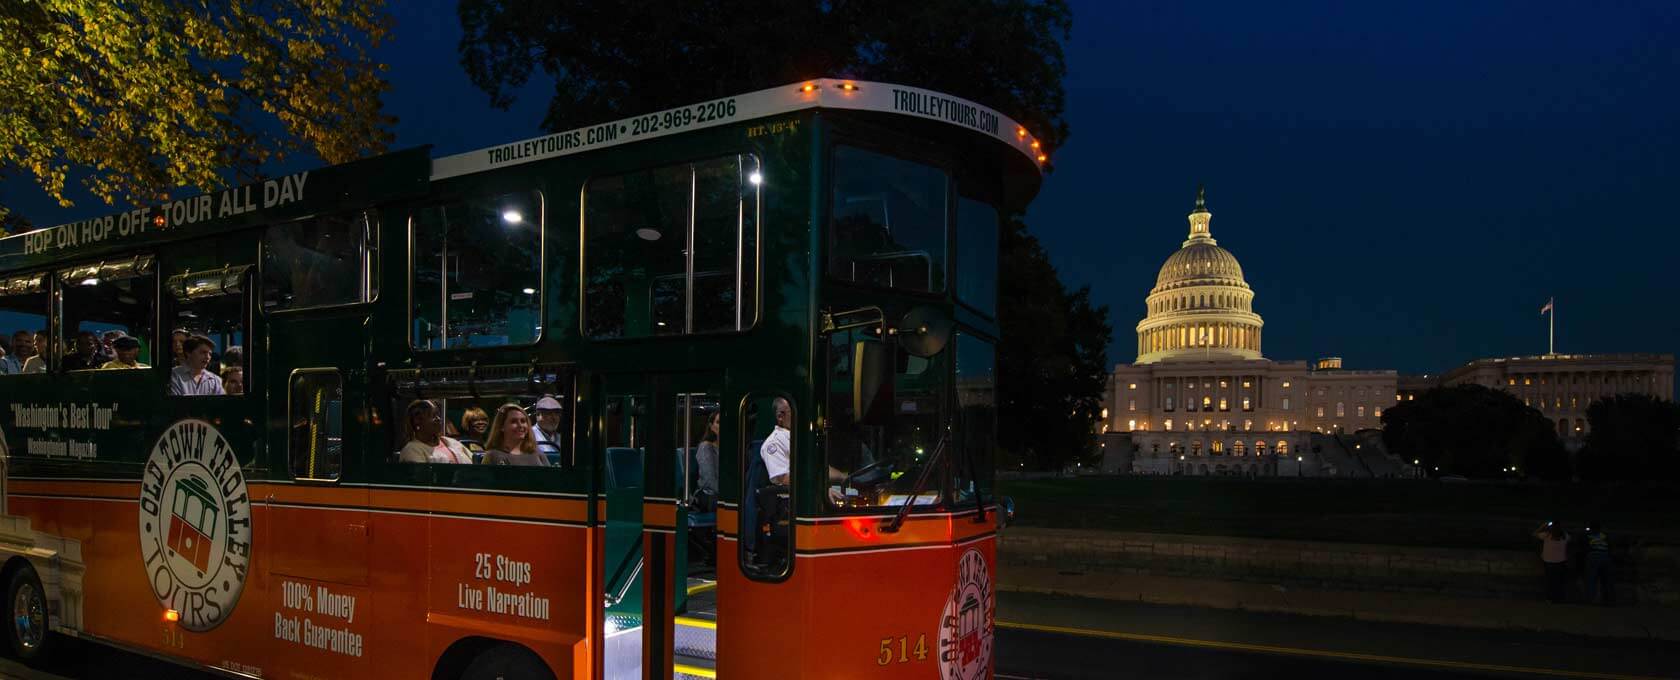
952,332,996,504
290,370,344,481
0,274,49,375
59,255,157,371
165,266,251,396
412,191,543,350
955,197,999,318
263,211,378,311
829,146,948,293
583,154,759,339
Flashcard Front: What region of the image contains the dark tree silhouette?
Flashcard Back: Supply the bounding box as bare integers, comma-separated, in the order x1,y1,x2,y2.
1382,384,1568,479
1582,394,1680,481
457,0,1070,150
997,217,1111,471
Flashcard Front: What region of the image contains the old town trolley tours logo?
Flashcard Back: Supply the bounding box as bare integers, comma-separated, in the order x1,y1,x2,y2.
938,547,995,680
138,419,252,631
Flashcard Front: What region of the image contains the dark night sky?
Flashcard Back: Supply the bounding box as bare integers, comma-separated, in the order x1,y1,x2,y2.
1030,1,1680,376
7,1,1677,378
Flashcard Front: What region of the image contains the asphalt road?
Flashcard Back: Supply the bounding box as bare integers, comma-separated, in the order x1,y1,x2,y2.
995,625,1501,680
1,596,1673,680
0,635,1511,680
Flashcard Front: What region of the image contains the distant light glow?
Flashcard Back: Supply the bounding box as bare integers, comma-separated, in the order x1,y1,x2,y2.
80,277,99,286
748,172,763,185
521,287,536,295
502,210,523,224
636,228,662,241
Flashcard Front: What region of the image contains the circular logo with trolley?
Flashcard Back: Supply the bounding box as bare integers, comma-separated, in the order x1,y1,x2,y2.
939,547,995,680
137,419,252,631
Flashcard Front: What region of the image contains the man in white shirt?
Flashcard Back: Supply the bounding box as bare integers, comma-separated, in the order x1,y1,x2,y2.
531,395,565,465
761,397,793,485
169,335,224,396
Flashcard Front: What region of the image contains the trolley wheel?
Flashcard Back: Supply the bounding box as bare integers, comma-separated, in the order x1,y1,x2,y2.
460,643,554,680
5,564,51,664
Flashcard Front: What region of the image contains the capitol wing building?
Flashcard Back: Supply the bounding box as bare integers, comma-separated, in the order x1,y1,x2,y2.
1102,189,1675,478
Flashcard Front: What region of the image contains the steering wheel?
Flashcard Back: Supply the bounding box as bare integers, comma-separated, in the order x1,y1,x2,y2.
844,458,894,490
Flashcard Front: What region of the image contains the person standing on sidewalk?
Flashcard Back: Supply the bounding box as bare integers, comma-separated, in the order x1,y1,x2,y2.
1533,521,1570,602
1581,519,1614,605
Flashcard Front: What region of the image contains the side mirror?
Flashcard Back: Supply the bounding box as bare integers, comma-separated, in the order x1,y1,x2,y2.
897,306,953,358
852,339,894,426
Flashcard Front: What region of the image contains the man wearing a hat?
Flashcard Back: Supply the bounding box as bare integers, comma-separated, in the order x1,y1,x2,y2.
101,335,150,369
532,395,565,465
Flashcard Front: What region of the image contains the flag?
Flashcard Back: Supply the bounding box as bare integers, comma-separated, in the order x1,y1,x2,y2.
1539,298,1553,315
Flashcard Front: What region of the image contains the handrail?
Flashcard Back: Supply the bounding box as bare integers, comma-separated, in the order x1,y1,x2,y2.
604,533,644,607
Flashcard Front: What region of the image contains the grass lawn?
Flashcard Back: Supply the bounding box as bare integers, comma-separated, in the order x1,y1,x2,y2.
996,476,1680,551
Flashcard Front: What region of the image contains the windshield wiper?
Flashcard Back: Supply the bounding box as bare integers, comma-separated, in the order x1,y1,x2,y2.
883,434,947,533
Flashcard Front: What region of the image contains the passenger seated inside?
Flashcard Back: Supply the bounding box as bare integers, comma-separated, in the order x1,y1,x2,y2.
531,395,565,466
458,407,489,463
2,330,44,374
1,332,23,374
169,334,224,395
482,403,547,466
62,330,105,371
101,335,149,369
693,411,720,510
100,330,123,358
399,399,473,464
33,330,50,366
222,366,245,395
169,328,189,367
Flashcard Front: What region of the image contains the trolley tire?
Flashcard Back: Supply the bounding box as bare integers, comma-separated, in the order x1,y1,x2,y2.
5,564,51,665
460,643,554,680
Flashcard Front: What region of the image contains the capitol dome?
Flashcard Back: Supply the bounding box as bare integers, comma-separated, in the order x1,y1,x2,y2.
1135,188,1265,364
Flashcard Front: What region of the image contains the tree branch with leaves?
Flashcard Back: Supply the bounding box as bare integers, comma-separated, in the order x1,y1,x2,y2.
0,0,395,221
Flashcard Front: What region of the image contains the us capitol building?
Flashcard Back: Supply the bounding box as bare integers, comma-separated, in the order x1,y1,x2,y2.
1101,189,1674,477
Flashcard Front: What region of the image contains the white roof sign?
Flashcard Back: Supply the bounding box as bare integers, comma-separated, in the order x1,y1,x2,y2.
430,79,1044,180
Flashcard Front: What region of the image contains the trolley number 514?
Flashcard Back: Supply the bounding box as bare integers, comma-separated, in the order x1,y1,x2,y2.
877,634,929,665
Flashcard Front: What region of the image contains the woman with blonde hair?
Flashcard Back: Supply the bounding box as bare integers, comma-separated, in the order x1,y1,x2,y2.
483,403,546,466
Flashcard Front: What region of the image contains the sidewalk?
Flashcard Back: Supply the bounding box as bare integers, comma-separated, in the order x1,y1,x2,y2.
1001,564,1680,642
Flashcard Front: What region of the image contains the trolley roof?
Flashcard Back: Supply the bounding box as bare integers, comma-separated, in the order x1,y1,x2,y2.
1,79,1044,269
431,78,1047,180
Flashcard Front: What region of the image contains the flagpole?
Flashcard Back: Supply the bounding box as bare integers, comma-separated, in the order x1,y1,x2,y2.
1549,302,1555,356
